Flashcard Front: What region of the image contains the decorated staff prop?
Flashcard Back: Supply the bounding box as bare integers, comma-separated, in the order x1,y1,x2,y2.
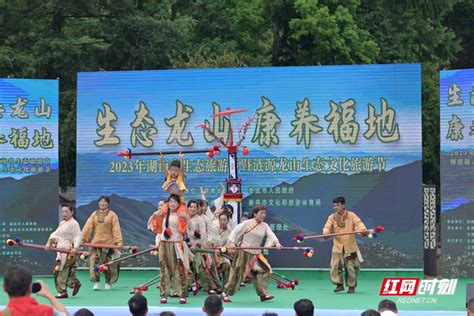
294,226,385,243
272,271,299,286
129,274,161,295
7,238,89,260
82,242,138,254
95,246,157,273
196,108,255,222
194,247,234,262
215,246,315,258
197,247,301,289
270,274,295,290
118,148,219,160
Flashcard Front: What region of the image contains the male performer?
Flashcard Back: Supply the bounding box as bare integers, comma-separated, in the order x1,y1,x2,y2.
46,205,82,298
82,196,123,290
323,196,369,294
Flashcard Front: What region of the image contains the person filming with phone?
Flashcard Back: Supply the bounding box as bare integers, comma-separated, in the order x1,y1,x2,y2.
1,266,69,316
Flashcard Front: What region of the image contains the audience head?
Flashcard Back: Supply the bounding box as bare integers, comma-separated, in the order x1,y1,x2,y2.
361,310,381,316
159,312,175,316
378,299,398,314
203,295,224,316
128,294,148,316
467,297,474,316
74,308,94,316
3,266,33,297
294,298,314,316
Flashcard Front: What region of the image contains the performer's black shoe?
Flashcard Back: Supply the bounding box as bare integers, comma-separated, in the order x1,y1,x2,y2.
72,282,81,296
260,295,274,302
347,287,355,294
55,293,68,299
334,284,344,292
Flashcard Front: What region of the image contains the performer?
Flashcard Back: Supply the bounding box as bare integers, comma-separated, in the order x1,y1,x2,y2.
155,194,193,304
186,199,208,294
148,200,165,245
323,196,368,294
199,185,236,288
160,152,188,218
208,212,233,288
160,152,187,198
198,205,227,295
45,205,82,298
240,213,250,222
82,196,123,290
201,185,236,230
220,204,282,302
239,212,252,287
147,199,179,297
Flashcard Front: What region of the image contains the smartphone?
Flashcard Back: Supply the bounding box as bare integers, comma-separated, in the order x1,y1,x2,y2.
32,282,41,293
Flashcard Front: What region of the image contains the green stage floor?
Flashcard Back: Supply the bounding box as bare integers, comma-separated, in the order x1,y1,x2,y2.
1,270,471,312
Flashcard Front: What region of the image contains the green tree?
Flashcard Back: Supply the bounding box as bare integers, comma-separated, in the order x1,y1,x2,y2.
288,0,379,65
356,0,461,187
0,0,470,191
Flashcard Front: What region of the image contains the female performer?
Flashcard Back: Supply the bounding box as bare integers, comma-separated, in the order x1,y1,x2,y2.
155,194,193,304
209,211,233,288
82,196,123,291
46,205,82,298
220,204,282,302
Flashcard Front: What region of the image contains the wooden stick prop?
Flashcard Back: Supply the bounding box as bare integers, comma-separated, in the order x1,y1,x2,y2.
82,242,138,254
95,246,157,273
194,248,217,254
194,247,234,262
118,148,220,160
214,246,315,258
129,274,161,295
192,248,224,284
293,226,385,243
197,247,299,288
7,238,89,260
272,271,299,286
270,273,295,290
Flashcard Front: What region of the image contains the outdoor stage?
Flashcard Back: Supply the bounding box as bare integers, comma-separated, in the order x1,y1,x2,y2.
1,270,470,315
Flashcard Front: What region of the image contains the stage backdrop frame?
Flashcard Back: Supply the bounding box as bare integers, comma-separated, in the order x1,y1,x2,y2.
440,68,474,278
0,78,59,274
77,64,422,269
